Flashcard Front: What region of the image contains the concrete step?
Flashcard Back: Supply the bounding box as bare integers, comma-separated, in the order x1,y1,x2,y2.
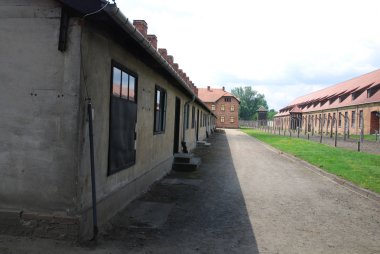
172,157,201,172
173,153,194,163
197,141,211,147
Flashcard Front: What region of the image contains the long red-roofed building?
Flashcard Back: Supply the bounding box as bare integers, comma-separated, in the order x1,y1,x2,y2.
274,69,380,135
198,86,240,128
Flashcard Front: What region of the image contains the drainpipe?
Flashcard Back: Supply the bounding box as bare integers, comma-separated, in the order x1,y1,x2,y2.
87,101,98,240
181,95,195,153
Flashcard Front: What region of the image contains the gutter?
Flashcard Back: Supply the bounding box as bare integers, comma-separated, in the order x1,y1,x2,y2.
103,5,214,116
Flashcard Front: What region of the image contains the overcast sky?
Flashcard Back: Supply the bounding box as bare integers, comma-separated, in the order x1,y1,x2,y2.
116,0,380,110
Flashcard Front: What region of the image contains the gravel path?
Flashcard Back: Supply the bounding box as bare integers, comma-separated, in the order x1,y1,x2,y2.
0,129,379,254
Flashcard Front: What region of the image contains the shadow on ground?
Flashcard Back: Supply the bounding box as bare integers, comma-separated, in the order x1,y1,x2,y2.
99,130,259,253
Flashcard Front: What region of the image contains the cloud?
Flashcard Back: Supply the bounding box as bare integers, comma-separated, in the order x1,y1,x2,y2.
116,0,380,111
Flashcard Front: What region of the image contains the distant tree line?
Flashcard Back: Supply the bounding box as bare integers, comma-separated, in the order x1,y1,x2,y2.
231,86,277,120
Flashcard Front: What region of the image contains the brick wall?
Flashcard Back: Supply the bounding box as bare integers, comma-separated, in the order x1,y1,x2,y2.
274,103,380,135
207,97,239,128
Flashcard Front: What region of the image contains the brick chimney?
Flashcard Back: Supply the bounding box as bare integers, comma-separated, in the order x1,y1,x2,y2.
222,86,225,91
133,20,148,37
167,55,174,65
158,48,168,59
207,86,210,91
147,34,157,49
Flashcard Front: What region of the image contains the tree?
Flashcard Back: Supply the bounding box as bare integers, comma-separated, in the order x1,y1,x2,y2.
231,86,268,120
267,109,278,120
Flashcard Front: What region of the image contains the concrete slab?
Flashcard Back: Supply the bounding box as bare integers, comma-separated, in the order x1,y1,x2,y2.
161,178,202,186
112,201,174,229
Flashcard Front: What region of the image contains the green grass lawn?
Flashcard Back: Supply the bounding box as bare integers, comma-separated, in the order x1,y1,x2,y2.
241,128,380,194
348,134,379,142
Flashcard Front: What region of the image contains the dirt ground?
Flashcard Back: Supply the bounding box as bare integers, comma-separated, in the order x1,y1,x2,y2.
0,129,379,253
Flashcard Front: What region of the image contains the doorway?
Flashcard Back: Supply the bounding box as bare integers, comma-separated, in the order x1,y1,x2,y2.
370,111,380,134
196,109,200,141
173,97,181,153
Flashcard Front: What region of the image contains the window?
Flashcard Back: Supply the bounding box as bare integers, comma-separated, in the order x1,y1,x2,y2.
220,116,225,123
185,104,190,129
338,112,342,127
332,113,336,127
154,86,167,133
344,112,348,128
230,105,235,112
230,116,234,123
224,97,231,102
191,106,195,128
367,84,380,98
108,63,138,174
211,104,215,111
351,111,356,128
359,110,363,128
221,104,225,111
112,66,136,102
327,113,331,128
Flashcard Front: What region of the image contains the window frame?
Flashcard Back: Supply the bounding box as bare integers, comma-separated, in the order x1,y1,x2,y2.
108,61,138,175
220,116,225,123
230,105,235,112
359,110,363,129
185,104,190,129
221,104,225,111
211,104,215,111
111,61,138,103
191,106,195,128
351,111,356,128
154,85,167,134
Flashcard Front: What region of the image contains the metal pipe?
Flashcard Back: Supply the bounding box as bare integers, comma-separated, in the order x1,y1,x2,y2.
87,102,98,240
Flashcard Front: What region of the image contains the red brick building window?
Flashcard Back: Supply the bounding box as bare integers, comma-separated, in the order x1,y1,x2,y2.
338,113,342,127
220,116,225,123
230,116,234,123
224,97,231,102
351,111,356,128
359,110,363,128
230,105,235,112
221,104,225,111
211,104,215,110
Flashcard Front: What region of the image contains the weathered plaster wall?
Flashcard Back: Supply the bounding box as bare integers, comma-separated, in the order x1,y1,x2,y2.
0,0,81,214
77,24,209,236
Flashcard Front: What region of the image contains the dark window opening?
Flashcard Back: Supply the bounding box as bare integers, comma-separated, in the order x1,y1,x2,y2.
108,63,138,175
185,104,190,129
154,86,167,133
191,106,195,128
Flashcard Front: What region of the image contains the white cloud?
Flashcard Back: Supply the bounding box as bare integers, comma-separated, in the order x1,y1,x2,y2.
116,0,380,110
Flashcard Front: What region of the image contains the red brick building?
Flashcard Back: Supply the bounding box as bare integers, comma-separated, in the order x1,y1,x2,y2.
274,69,380,135
198,86,240,128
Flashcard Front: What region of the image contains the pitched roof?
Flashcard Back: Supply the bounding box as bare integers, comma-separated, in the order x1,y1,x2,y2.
276,69,380,117
257,106,268,112
198,88,239,103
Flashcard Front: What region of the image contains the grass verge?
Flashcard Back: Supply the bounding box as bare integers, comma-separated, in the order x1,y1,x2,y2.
241,128,380,194
348,134,379,142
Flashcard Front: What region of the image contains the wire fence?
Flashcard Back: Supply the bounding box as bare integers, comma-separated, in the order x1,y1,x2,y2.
240,120,380,155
